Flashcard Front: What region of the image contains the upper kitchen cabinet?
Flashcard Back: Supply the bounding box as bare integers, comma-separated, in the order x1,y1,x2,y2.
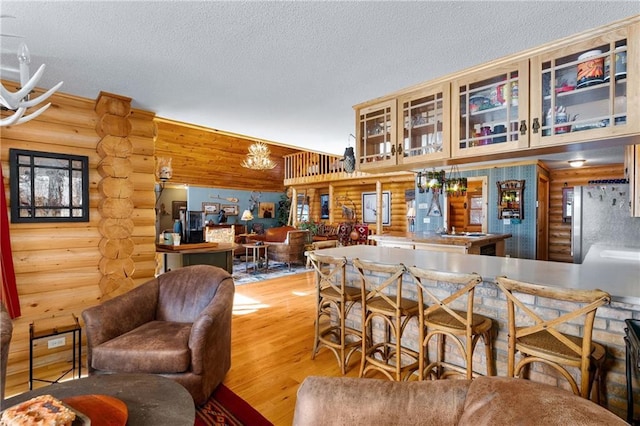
452,60,530,158
397,83,451,165
356,99,397,170
530,22,640,147
356,82,451,171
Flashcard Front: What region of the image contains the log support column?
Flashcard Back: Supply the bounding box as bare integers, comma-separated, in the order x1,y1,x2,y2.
95,92,135,299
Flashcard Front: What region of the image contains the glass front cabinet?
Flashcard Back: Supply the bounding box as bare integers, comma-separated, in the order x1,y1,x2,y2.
397,83,451,165
356,83,450,170
356,100,396,170
530,23,639,147
452,60,530,158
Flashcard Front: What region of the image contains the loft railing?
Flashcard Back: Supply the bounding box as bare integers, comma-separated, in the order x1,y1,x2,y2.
284,151,367,185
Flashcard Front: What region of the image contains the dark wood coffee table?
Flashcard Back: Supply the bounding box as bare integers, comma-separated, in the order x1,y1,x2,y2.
1,373,195,425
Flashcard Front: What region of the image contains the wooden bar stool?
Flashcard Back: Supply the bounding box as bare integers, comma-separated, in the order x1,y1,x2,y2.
309,252,362,374
495,276,610,400
353,259,421,381
406,266,494,380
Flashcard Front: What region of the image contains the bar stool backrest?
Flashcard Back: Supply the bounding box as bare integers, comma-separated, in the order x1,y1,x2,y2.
308,252,348,294
353,259,407,310
495,275,610,397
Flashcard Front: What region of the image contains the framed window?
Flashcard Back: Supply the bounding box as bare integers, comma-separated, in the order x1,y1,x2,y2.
320,194,329,219
10,149,89,223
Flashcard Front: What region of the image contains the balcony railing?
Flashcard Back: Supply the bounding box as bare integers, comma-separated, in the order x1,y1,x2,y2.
284,151,368,185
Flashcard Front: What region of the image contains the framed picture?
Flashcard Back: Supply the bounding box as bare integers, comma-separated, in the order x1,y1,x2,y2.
221,204,239,216
202,202,220,214
320,194,329,219
362,191,390,225
10,149,89,223
172,201,187,220
259,202,275,219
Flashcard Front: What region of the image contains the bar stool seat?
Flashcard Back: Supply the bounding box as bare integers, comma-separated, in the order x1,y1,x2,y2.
309,252,362,374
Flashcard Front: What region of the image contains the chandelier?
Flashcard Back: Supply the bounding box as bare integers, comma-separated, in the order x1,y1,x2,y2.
444,165,468,196
416,169,445,193
241,141,277,170
1,39,63,127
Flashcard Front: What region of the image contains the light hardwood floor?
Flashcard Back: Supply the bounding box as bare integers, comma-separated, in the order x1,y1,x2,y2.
223,270,363,425
5,270,363,425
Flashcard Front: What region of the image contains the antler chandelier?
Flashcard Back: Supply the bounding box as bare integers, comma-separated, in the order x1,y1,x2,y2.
1,41,63,127
241,141,277,170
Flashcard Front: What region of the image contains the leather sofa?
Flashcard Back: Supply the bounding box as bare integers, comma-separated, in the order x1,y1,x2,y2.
82,265,234,405
293,376,626,425
1,302,12,403
247,226,310,268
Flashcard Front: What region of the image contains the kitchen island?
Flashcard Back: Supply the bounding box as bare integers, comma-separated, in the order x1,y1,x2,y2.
156,242,236,273
369,232,512,256
311,243,640,419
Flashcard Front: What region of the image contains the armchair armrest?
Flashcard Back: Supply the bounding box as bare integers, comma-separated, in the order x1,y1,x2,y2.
188,276,235,375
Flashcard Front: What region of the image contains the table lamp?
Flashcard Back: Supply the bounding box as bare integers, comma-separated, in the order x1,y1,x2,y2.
241,209,254,233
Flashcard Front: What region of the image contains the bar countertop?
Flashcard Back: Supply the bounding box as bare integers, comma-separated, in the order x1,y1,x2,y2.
369,232,512,247
317,243,640,305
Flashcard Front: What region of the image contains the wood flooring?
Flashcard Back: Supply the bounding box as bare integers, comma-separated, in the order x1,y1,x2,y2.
5,270,363,425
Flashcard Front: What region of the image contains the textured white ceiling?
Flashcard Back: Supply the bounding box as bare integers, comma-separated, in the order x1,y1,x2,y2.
1,1,639,159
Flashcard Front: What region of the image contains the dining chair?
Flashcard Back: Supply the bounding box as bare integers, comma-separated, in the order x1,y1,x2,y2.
406,266,494,380
353,259,421,381
495,275,610,400
308,252,362,374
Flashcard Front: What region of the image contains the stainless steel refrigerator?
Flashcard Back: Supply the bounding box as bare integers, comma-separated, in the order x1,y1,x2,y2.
572,184,640,263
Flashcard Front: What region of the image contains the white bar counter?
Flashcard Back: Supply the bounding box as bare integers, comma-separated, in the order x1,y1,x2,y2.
317,243,640,304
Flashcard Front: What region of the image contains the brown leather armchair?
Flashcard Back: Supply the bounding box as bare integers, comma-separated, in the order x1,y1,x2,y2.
1,302,12,403
82,265,234,406
247,226,310,269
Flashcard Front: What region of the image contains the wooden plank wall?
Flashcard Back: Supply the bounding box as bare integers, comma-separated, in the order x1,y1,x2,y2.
1,82,156,393
548,164,624,263
295,176,415,233
154,119,299,192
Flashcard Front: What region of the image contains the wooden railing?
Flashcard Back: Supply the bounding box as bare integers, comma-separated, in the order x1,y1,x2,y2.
283,151,368,185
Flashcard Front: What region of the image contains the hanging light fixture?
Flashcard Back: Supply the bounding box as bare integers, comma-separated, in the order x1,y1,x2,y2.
417,169,445,193
444,165,467,197
241,141,277,170
1,38,63,127
343,133,356,173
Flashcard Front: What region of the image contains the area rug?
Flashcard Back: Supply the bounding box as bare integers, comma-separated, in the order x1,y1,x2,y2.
232,258,308,285
195,383,273,426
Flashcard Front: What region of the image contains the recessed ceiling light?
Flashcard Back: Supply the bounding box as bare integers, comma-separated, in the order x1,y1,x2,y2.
568,159,586,168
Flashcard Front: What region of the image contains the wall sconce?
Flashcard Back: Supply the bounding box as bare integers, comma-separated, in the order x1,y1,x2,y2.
343,134,356,173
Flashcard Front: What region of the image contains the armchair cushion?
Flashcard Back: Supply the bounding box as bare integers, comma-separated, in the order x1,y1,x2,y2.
91,321,192,373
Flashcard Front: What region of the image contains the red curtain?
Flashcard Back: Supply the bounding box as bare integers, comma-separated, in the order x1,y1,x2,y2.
0,167,20,318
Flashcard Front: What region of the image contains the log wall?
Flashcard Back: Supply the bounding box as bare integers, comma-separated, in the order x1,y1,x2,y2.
293,175,415,234
548,164,624,263
1,82,156,394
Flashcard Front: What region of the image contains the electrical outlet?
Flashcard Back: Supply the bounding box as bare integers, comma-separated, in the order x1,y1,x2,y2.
423,217,430,223
48,337,65,349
